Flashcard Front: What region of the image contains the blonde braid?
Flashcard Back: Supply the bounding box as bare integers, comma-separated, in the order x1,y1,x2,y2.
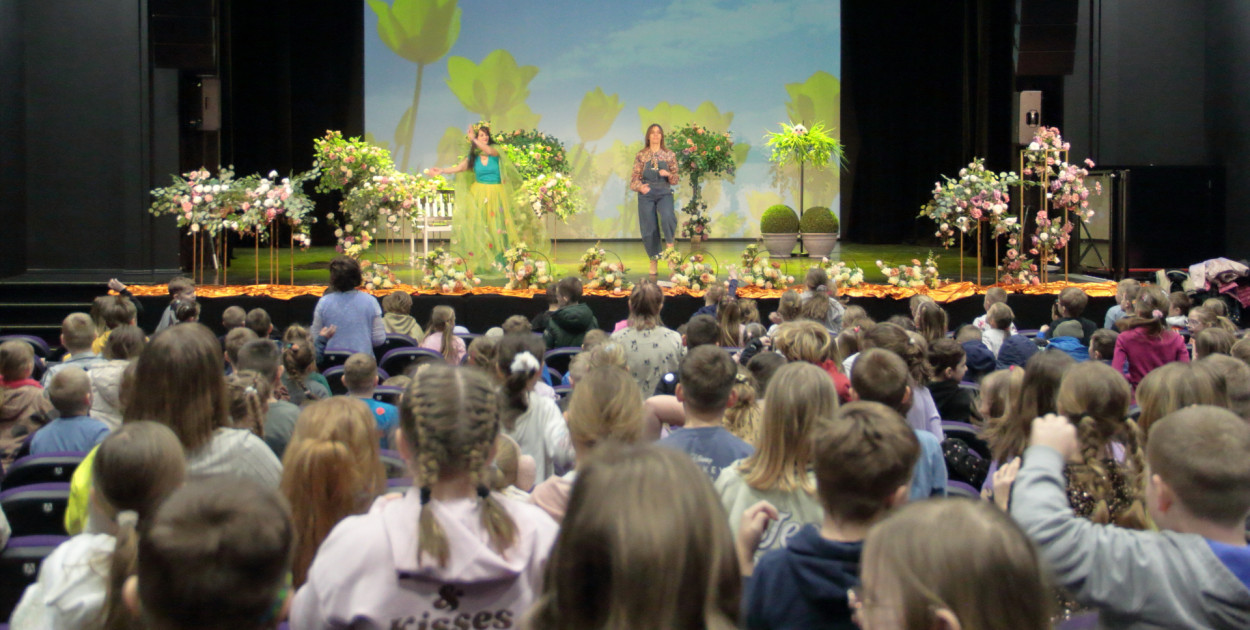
1070,415,1114,524
461,388,518,558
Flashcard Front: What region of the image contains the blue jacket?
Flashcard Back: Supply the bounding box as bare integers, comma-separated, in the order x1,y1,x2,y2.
744,525,861,630
961,340,997,381
996,334,1039,370
1046,336,1089,362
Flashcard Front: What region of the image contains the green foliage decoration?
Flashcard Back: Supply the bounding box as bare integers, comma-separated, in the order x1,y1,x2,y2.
760,204,799,233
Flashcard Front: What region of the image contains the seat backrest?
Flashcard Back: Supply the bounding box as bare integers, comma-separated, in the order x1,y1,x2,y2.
0,535,69,621
0,452,85,491
379,449,407,479
0,334,51,358
323,366,346,395
372,386,404,405
0,482,71,537
319,349,354,371
542,346,582,376
373,333,419,364
946,480,983,499
379,347,443,378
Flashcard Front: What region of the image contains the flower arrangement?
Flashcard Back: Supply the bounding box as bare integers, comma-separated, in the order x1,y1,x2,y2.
416,247,480,293
148,166,250,236
735,244,794,289
919,158,1021,247
876,252,943,290
1021,126,1069,179
670,253,719,292
516,172,586,221
659,245,685,269
764,122,845,213
585,260,631,293
360,260,397,291
1050,159,1100,221
312,130,394,193
240,170,319,248
578,242,607,278
816,258,866,288
331,170,447,255
667,123,737,238
496,128,570,180
496,242,553,290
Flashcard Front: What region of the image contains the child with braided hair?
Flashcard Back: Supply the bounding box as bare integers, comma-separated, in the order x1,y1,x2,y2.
1112,286,1189,388
291,364,559,629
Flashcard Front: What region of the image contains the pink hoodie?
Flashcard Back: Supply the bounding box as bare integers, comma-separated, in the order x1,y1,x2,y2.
290,489,559,630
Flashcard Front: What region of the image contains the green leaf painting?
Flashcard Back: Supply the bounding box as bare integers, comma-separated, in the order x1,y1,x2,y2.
446,50,540,129
577,87,624,144
369,0,462,172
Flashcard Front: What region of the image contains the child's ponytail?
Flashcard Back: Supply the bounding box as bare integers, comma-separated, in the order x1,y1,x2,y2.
428,305,457,360
495,334,542,431
226,370,270,438
101,510,139,630
800,267,833,325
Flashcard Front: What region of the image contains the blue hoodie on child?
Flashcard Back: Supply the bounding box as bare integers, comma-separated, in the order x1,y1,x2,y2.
744,525,860,630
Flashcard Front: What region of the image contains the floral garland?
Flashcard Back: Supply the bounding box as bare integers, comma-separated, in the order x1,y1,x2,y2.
670,253,719,292
360,260,397,291
149,167,250,236
416,247,480,293
329,170,447,256
919,158,1021,247
516,172,585,221
668,123,736,239
577,242,631,293
496,242,553,290
735,244,794,289
816,258,866,288
312,130,394,193
240,170,318,248
876,252,943,290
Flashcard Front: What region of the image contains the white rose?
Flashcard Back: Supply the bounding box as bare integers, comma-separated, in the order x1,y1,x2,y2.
345,224,353,231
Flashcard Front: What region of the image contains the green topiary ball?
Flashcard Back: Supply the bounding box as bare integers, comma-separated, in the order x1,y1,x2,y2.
760,204,799,233
799,206,839,233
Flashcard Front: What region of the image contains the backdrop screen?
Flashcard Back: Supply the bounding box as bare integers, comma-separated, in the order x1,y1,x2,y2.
364,0,841,238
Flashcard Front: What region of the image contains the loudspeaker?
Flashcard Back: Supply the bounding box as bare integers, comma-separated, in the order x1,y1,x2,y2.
1016,91,1042,145
195,76,220,132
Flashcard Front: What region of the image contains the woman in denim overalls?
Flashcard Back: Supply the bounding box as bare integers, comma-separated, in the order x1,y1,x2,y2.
630,124,680,276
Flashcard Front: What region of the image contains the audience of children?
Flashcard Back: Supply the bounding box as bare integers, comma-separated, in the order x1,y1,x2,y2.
1103,278,1141,330
40,313,105,387
973,286,1016,334
799,267,844,335
152,276,196,334
1,339,54,462
14,272,1250,630
1040,286,1099,345
993,305,1040,369
956,323,997,381
530,284,560,333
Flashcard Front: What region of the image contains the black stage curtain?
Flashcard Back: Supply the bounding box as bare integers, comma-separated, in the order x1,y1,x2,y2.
841,0,1015,245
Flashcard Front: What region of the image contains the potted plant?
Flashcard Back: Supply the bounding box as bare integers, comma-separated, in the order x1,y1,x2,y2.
760,204,799,258
763,122,845,218
799,206,839,258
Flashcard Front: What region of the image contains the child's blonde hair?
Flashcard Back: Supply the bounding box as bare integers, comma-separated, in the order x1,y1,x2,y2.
490,433,522,491
1136,362,1227,446
800,267,836,324
984,351,1074,464
723,366,762,444
0,340,34,382
861,500,1051,630
402,365,516,568
736,362,837,495
914,300,948,345
381,290,412,315
1197,354,1250,421
528,443,739,630
1056,361,1147,529
772,320,838,366
739,299,761,325
426,305,457,359
281,397,386,586
225,370,271,438
1195,327,1236,359
978,367,1024,427
776,289,802,323
567,366,643,453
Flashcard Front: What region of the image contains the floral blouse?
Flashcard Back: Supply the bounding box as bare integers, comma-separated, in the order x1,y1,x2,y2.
612,325,684,396
629,149,680,193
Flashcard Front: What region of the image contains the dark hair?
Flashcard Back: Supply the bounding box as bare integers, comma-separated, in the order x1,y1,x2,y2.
236,338,282,381
544,284,559,306
814,401,920,522
1168,291,1192,314
167,276,195,297
800,268,833,324
686,314,721,348
174,300,200,323
1057,286,1089,318
495,333,545,430
282,325,317,401
850,348,911,414
328,255,363,292
104,324,147,361
137,477,293,630
556,276,583,304
928,338,965,374
679,345,737,414
1089,328,1118,360
468,123,495,161
103,296,137,329
245,308,272,338
746,352,787,397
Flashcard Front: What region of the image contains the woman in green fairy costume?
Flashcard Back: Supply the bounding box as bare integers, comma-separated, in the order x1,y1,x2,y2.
429,123,546,272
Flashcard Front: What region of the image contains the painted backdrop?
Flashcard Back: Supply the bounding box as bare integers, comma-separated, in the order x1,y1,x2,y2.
364,0,841,238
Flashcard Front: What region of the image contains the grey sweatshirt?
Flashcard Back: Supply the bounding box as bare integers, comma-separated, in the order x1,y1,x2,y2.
1012,445,1250,629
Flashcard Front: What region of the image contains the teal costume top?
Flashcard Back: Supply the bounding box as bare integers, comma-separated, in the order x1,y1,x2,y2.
473,154,501,184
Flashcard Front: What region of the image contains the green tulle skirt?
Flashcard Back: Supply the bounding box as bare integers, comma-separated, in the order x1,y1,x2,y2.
450,159,548,273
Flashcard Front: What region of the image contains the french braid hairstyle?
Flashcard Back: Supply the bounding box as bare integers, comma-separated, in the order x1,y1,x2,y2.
1055,361,1147,529
402,364,517,568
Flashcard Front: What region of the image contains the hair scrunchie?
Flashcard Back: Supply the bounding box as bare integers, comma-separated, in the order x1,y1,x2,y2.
510,350,541,375
476,485,491,499
1152,309,1164,319
419,486,432,505
116,510,139,529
